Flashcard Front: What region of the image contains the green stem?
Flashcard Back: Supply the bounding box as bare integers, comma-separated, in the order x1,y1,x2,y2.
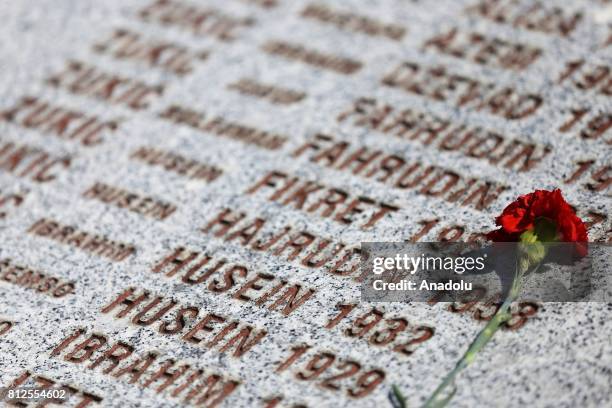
421,254,531,408
390,242,546,408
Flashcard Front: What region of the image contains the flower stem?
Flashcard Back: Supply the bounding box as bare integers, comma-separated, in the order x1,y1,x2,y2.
419,253,532,408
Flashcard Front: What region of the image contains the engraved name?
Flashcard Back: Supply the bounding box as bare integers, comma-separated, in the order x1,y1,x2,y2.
0,139,71,183
382,60,543,120
51,328,238,407
0,258,75,298
338,97,551,172
102,287,268,358
227,78,306,105
83,182,177,221
558,60,612,98
558,107,611,144
424,27,541,71
159,105,287,150
139,0,255,42
564,159,611,193
293,134,508,211
130,146,223,183
466,0,582,37
300,3,406,41
1,96,118,146
152,247,315,316
93,28,210,76
246,170,399,229
262,41,362,75
27,218,136,262
237,0,276,8
47,61,164,111
202,208,363,280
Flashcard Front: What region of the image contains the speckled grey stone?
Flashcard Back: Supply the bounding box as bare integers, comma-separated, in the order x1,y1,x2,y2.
0,0,611,407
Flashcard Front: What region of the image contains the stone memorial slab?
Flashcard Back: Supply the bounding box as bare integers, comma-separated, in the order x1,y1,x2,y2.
0,0,610,407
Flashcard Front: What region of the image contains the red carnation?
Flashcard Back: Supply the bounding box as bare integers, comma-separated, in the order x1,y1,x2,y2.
486,189,588,256
419,189,589,408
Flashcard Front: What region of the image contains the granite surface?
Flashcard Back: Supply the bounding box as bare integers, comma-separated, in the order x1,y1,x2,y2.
0,0,611,407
